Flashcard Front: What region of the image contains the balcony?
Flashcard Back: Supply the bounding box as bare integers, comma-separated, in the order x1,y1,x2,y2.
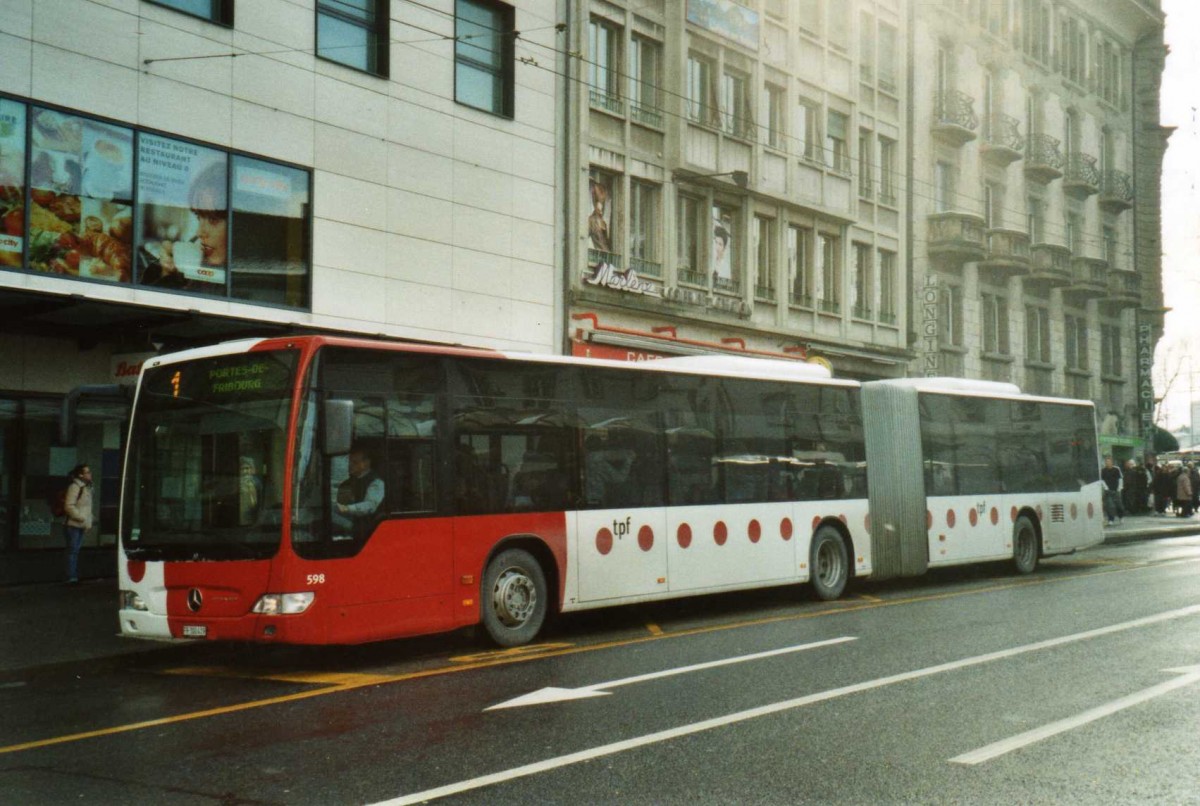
1063,153,1100,199
588,89,625,116
932,90,979,146
979,228,1031,280
1027,243,1072,289
1099,169,1134,213
927,211,985,270
980,113,1024,167
1065,256,1108,302
1105,269,1141,311
1024,134,1064,184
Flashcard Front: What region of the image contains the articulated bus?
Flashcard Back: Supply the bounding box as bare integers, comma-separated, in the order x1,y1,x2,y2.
116,336,1103,647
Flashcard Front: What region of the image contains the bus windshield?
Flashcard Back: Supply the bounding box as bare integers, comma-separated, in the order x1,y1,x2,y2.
121,349,298,561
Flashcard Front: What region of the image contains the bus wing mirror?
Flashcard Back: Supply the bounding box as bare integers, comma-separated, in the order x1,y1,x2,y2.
323,400,354,456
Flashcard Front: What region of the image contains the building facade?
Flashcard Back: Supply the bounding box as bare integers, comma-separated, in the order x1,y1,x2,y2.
567,0,912,378
910,0,1167,462
0,0,560,582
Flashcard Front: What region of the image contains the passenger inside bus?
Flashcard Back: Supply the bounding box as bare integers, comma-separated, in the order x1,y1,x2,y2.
333,445,385,540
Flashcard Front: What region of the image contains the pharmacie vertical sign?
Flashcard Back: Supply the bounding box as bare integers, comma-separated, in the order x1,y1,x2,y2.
1136,321,1155,447
922,275,939,376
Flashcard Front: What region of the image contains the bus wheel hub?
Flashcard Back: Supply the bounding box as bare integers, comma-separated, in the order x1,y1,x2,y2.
493,570,536,626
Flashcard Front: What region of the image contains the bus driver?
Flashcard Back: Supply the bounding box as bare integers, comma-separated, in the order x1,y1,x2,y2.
333,446,384,540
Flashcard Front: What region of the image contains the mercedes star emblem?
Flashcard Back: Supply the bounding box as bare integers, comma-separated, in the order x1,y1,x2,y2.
187,588,203,612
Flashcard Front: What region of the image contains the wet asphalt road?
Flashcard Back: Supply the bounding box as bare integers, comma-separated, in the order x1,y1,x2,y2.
3,534,1200,805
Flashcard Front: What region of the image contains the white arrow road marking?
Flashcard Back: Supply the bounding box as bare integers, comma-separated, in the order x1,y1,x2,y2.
373,604,1200,806
951,664,1200,765
485,636,858,710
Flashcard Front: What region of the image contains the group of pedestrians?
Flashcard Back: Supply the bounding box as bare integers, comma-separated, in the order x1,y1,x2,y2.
1101,454,1199,525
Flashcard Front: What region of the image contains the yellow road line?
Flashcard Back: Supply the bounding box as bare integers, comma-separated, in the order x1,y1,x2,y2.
2,558,1193,757
159,667,397,686
645,622,664,636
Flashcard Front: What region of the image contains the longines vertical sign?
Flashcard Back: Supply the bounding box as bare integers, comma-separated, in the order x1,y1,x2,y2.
1136,321,1155,449
922,276,940,376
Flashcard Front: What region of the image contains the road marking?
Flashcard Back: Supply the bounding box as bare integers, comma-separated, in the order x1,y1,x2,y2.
449,642,574,664
486,636,857,710
645,622,664,636
374,604,1200,806
950,664,1200,765
1,559,1192,757
160,667,396,686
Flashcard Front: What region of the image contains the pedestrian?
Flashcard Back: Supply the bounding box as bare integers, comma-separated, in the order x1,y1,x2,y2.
1122,459,1141,515
1189,462,1199,513
1153,463,1173,516
1100,456,1124,525
63,463,94,585
1176,464,1194,518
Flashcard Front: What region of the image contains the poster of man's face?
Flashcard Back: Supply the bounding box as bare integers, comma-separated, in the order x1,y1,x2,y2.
711,206,732,282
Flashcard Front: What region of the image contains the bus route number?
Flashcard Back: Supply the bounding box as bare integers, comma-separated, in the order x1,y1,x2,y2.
306,574,326,585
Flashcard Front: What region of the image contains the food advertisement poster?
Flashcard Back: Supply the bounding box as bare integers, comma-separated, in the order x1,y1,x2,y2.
0,100,25,267
26,108,133,282
138,133,227,292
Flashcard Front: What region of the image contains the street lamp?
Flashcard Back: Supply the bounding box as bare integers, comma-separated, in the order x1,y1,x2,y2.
672,169,749,189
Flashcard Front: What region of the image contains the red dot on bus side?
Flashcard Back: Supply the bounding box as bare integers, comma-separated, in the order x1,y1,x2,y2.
128,560,146,583
1070,503,1078,520
748,519,761,543
596,528,613,556
812,515,822,532
677,523,693,549
780,518,793,540
1087,502,1095,519
714,521,728,546
947,509,956,528
990,507,999,525
638,525,654,552
1010,506,1018,523
969,508,978,527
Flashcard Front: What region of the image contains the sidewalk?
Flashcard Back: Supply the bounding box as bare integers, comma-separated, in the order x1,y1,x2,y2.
1,514,1196,678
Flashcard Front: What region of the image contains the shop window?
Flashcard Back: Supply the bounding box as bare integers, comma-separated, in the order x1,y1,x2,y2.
0,100,27,271
230,157,311,308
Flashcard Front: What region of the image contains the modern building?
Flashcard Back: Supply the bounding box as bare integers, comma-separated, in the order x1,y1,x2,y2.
910,0,1168,463
566,0,912,379
0,0,560,582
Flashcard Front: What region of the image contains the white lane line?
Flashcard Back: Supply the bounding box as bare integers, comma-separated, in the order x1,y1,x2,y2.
371,603,1200,806
951,664,1200,765
486,636,858,709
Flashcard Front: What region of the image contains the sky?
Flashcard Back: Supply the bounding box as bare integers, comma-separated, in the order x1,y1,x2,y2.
1157,0,1200,436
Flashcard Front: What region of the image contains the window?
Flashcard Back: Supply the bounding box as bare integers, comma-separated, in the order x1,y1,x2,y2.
763,83,785,149
984,182,1004,228
687,53,717,126
982,293,1010,355
826,110,849,172
1026,305,1052,363
1101,325,1122,376
1064,314,1088,371
588,18,622,114
798,0,822,37
828,1,850,49
878,249,896,322
754,216,776,300
1027,196,1044,242
147,0,233,25
878,137,897,204
796,98,820,162
852,242,872,319
317,0,389,76
712,204,738,292
629,180,660,277
816,232,840,313
858,129,874,198
1066,210,1083,253
787,225,812,306
940,283,963,347
455,0,514,116
230,157,311,308
859,12,875,83
677,193,705,285
934,161,955,212
878,22,898,92
586,168,618,262
629,35,662,126
721,69,752,138
1103,225,1117,266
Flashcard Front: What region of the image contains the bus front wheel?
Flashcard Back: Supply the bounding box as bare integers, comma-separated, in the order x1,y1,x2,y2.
810,526,849,600
481,548,548,647
1012,515,1040,575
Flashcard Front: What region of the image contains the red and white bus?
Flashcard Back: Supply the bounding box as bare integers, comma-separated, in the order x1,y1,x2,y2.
115,336,1103,646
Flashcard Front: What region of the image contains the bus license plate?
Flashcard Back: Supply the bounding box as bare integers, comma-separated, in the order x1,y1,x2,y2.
182,625,207,637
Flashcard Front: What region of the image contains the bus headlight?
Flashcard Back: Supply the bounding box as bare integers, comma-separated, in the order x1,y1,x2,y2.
251,592,315,615
121,591,148,611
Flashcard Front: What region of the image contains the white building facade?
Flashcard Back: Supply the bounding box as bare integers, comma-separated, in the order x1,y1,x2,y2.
0,0,560,581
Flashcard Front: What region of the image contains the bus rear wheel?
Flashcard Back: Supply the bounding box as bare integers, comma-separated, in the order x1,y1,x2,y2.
481,548,548,647
810,526,849,601
1012,515,1039,575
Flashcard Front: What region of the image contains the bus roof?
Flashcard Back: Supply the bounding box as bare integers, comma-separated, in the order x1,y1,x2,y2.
868,376,1095,407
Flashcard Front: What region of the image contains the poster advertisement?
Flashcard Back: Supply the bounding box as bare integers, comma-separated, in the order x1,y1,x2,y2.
229,156,311,307
26,108,133,282
0,100,25,267
711,205,733,286
137,133,228,293
587,172,614,257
